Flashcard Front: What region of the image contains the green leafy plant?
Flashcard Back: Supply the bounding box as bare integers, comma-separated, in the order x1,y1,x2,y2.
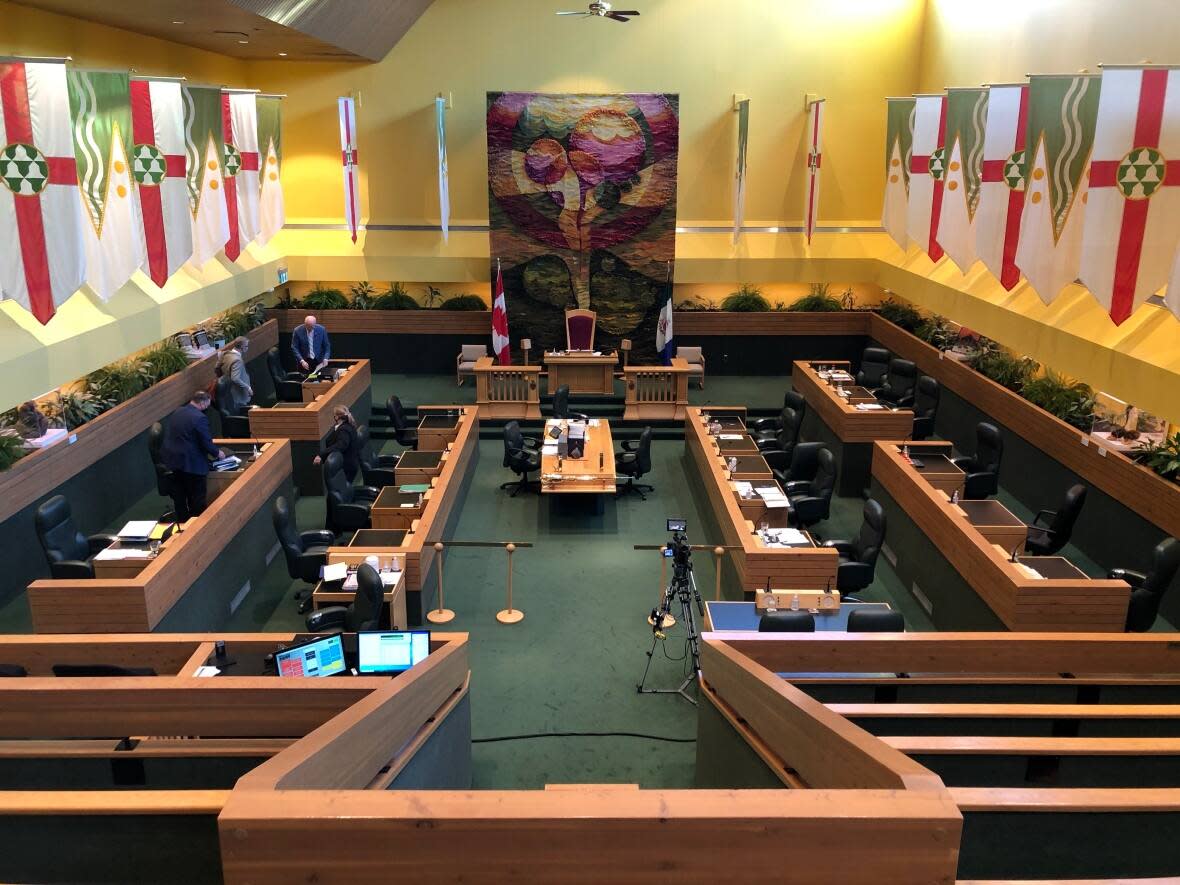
1021,370,1096,431
275,288,301,309
787,283,843,312
349,281,377,310
372,282,419,310
140,341,190,384
302,284,348,311
676,295,713,312
876,297,925,332
85,361,149,407
213,309,251,341
54,390,106,430
439,294,486,311
720,284,770,312
423,285,444,308
967,342,1037,392
1132,433,1180,484
0,430,28,471
245,300,267,328
915,314,957,350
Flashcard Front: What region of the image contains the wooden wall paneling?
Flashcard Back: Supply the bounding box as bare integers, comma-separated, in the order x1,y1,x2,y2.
793,360,913,442
672,312,873,337
0,636,208,675
267,309,492,337
0,789,231,816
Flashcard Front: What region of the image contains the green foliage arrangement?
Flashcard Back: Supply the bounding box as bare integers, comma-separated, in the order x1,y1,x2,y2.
1021,370,1096,431
423,285,444,308
0,430,27,471
875,297,925,332
914,314,957,350
213,309,251,341
720,284,770,312
85,361,150,407
967,342,1037,392
275,288,301,309
245,300,267,329
54,391,105,430
1132,433,1180,484
787,284,843,312
140,342,190,384
372,282,419,310
302,284,348,311
349,281,377,310
676,295,713,311
439,294,486,311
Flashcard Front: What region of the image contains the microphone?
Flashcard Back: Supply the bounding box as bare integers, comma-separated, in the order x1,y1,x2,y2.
1010,545,1021,563
823,577,832,594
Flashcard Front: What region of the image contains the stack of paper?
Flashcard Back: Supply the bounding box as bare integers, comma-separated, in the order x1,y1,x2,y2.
211,454,242,471
855,403,885,411
756,486,790,509
117,520,157,541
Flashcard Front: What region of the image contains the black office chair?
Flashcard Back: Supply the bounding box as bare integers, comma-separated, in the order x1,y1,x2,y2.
1111,537,1180,632
616,426,654,499
147,421,175,499
385,395,418,449
1024,484,1087,556
910,376,940,441
786,447,836,529
754,405,804,455
273,496,334,614
52,664,157,677
750,390,806,434
758,611,815,632
323,451,378,536
357,425,398,488
856,347,891,388
763,441,826,487
0,665,27,677
847,609,905,632
214,376,250,438
952,422,1003,500
874,358,917,407
501,421,541,496
267,347,304,402
306,563,384,632
551,385,588,421
34,495,117,579
822,499,887,594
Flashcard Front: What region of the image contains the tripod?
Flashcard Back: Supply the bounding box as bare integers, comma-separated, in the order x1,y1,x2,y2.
637,560,705,705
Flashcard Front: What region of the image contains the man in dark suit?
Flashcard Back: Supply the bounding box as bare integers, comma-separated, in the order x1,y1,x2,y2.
291,314,331,373
160,391,227,521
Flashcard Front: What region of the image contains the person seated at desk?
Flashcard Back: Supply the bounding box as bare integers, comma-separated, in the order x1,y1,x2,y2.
291,314,331,375
314,405,362,482
160,391,228,521
217,336,254,414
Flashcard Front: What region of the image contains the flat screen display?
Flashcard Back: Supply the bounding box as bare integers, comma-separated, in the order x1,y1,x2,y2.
275,634,346,678
357,631,430,674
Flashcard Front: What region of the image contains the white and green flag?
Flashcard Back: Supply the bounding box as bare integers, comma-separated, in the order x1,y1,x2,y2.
882,97,915,249
435,96,449,242
68,69,144,301
936,87,988,273
1015,74,1100,304
183,84,229,267
256,94,285,245
733,98,749,244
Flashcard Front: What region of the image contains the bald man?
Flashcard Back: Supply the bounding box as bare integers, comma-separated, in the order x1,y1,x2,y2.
291,314,331,373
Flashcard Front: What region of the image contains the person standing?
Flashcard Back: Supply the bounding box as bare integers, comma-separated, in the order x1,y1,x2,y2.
218,337,253,414
291,314,331,374
313,405,362,482
160,391,226,521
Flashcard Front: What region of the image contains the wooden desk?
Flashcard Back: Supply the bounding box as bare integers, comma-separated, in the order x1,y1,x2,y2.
955,500,1028,550
314,567,408,631
395,450,445,485
544,352,617,395
541,419,616,494
715,434,759,455
28,440,293,633
906,452,966,498
871,440,1130,631
732,481,792,529
417,412,462,451
370,486,431,530
92,521,192,579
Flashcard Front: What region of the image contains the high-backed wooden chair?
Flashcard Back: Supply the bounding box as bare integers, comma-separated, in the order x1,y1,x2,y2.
565,309,596,351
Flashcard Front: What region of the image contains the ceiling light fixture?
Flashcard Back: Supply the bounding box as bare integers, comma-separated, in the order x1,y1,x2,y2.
172,20,184,24
278,52,288,57
238,39,249,44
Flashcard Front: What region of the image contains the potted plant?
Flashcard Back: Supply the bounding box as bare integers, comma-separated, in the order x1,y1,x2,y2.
1021,370,1097,432
1131,433,1180,484
720,284,770,312
301,284,348,311
439,294,486,311
372,283,419,310
349,281,377,310
786,283,843,312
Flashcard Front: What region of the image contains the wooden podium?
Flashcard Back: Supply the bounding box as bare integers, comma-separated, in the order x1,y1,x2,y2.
544,352,617,395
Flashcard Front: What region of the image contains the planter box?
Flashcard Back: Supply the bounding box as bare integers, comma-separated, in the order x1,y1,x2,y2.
267,308,491,336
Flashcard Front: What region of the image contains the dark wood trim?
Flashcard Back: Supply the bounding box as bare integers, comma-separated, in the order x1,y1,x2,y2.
266,308,491,336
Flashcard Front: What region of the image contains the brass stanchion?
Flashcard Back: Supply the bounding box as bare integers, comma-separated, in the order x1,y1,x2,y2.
647,548,675,627
496,542,524,624
426,541,455,624
713,546,725,601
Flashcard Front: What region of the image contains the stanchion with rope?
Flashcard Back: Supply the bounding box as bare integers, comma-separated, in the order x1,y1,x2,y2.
426,541,455,624
713,546,725,601
496,542,524,624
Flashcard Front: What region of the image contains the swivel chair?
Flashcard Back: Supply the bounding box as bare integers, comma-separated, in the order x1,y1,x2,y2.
763,441,826,488
385,396,419,449
952,422,1004,499
34,495,117,579
758,611,815,632
874,358,917,407
1110,537,1180,632
847,609,905,632
267,347,304,402
822,499,887,594
754,405,804,456
273,496,333,614
1024,484,1087,556
616,426,654,500
750,391,805,435
501,421,541,496
856,347,891,389
910,376,941,441
214,376,250,438
357,425,398,488
786,447,836,529
323,451,378,536
306,563,384,632
552,385,588,421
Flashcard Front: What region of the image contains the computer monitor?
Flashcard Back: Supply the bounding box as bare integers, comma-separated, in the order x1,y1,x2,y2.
357,631,430,674
275,634,347,677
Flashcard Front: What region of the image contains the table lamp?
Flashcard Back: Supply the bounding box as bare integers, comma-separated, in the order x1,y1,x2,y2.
521,338,532,366
621,338,632,368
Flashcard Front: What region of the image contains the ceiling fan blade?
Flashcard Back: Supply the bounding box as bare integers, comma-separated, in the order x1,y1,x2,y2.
555,11,588,14
611,10,641,14
606,12,631,21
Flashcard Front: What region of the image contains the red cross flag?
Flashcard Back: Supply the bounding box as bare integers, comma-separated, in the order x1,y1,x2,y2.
491,261,511,365
222,90,261,261
1080,66,1180,324
0,59,86,324
976,84,1029,290
906,94,948,262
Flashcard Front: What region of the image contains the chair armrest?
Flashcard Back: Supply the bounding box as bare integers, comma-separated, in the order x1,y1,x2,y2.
760,450,790,471
306,606,349,632
222,415,251,438
522,437,541,450
375,454,399,467
836,561,874,587
363,467,397,488
621,439,640,452
822,539,856,556
784,480,813,495
300,530,335,547
616,452,637,467
50,560,95,579
335,503,372,529
950,456,973,470
87,534,119,555
1032,509,1056,527
283,371,303,381
355,486,381,502
749,417,779,432
1107,568,1146,588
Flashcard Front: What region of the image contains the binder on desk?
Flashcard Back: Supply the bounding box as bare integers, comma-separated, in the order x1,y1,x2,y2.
398,483,430,494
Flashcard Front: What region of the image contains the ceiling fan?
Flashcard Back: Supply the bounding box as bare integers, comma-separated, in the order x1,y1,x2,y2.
556,2,641,23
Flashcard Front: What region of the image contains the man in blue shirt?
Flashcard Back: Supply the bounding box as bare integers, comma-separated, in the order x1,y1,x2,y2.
160,391,227,521
291,314,331,373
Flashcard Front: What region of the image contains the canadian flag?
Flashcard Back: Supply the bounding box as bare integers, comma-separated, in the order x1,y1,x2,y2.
491,263,510,364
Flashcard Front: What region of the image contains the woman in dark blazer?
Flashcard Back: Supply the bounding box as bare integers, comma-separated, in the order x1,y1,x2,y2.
314,406,362,482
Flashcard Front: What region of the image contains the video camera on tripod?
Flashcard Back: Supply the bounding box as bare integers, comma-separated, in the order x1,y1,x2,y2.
639,518,706,704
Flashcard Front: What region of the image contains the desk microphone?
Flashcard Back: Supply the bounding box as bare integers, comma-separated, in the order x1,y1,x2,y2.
1010,545,1021,563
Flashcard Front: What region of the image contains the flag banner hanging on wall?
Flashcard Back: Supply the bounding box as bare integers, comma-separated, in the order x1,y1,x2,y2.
223,90,261,261
256,94,284,246
882,97,915,249
436,96,450,242
0,59,86,324
1015,74,1100,304
338,96,360,243
936,87,987,273
733,98,749,244
183,84,229,267
130,78,192,286
976,84,1029,290
1168,244,1180,319
906,94,948,261
655,263,674,365
1080,65,1180,324
804,98,824,246
491,261,510,364
68,69,144,302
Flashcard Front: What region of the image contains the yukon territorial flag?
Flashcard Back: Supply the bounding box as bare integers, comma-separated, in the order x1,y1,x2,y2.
1015,74,1100,305
256,94,285,245
130,78,192,286
882,97,915,249
906,94,948,261
183,84,230,267
68,69,144,302
976,84,1029,290
0,59,86,323
1080,66,1180,325
222,90,261,261
937,87,988,273
655,262,674,365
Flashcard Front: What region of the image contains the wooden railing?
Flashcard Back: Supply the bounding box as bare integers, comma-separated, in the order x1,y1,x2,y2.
473,357,541,420
623,358,690,420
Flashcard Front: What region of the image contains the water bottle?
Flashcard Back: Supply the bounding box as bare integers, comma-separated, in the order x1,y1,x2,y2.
727,456,738,473
790,593,800,611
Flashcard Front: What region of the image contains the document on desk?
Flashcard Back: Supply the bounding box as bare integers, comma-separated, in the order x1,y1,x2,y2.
719,434,744,440
757,487,790,508
541,443,559,455
322,562,348,582
855,403,885,411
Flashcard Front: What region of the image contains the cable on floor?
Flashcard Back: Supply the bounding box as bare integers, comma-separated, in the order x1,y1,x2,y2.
473,731,695,744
